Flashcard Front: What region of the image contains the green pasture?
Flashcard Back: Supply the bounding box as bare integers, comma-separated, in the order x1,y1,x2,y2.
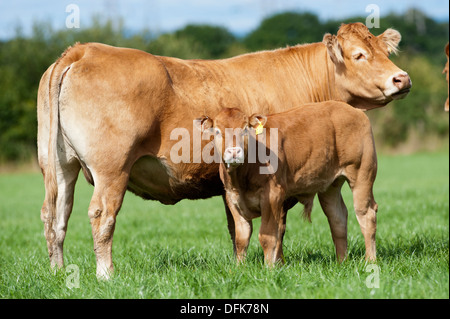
0,152,448,299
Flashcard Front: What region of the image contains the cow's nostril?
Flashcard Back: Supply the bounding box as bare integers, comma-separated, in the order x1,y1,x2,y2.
392,73,411,90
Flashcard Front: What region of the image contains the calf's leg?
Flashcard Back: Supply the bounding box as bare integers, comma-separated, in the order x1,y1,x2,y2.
224,193,253,262
222,194,237,255
352,184,378,261
259,185,286,266
318,178,348,262
232,214,253,263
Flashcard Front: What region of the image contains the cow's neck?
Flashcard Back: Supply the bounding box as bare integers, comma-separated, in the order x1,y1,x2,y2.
230,42,342,114
285,43,341,104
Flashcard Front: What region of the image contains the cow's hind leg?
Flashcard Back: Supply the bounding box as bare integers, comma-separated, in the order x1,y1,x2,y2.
40,158,80,269
88,171,129,279
318,177,348,262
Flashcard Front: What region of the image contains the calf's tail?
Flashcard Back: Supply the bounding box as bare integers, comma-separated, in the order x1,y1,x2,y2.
302,197,313,223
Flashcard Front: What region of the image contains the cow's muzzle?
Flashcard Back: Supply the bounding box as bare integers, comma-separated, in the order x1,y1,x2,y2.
388,72,412,100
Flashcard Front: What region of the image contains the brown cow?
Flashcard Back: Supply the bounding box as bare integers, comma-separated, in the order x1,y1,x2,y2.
197,103,378,264
38,23,408,279
444,42,449,111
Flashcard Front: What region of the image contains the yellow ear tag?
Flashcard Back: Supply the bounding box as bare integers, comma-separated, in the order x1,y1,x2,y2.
255,120,264,135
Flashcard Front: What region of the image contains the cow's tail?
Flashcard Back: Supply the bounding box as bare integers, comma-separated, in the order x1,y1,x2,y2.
44,43,82,248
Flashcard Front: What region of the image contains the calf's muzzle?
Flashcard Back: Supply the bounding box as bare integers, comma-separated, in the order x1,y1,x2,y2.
224,146,244,165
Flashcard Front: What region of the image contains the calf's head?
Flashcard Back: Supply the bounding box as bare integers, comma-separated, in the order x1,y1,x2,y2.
324,22,412,109
195,108,266,170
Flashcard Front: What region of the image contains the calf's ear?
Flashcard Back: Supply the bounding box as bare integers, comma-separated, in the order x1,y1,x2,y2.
323,33,344,64
378,28,401,55
249,114,267,128
194,116,214,132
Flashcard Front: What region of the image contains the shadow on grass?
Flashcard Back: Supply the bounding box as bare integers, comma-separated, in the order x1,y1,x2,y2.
122,232,448,273
377,233,448,260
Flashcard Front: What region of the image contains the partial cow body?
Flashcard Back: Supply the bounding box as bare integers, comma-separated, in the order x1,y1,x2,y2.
38,23,409,278
200,102,377,264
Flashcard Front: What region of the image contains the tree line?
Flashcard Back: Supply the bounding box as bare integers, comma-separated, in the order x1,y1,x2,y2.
0,9,448,162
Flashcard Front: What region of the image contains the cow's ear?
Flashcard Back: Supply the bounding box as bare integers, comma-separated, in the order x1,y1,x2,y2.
323,33,344,64
379,28,401,55
194,116,214,132
248,114,267,128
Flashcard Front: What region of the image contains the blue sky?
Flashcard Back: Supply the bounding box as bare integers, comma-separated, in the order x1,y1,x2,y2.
0,0,448,39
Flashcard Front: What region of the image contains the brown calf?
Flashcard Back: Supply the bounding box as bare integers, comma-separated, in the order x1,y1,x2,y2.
197,102,378,264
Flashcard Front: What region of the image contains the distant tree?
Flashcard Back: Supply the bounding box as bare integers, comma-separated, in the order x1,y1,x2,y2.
148,33,207,59
380,9,449,63
244,12,326,51
174,24,236,58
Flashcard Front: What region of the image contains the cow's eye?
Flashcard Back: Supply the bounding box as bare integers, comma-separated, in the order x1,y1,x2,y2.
214,128,221,136
354,52,366,60
241,126,248,136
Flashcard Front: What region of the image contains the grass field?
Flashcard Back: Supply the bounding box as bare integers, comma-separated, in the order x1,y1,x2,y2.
0,152,448,299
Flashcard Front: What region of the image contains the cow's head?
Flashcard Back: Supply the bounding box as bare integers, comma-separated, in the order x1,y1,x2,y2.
196,108,263,171
323,22,412,110
443,42,449,112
